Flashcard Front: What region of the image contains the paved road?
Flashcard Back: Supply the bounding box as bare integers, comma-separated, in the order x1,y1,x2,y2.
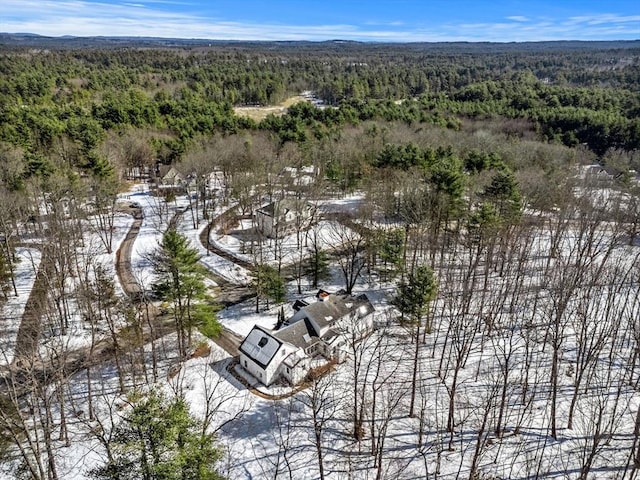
215,327,244,356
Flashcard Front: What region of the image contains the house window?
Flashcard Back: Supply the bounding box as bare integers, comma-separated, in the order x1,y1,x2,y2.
259,372,262,378
258,337,268,348
286,367,290,374
244,360,247,367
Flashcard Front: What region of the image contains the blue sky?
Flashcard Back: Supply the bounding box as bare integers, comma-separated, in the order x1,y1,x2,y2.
2,0,639,42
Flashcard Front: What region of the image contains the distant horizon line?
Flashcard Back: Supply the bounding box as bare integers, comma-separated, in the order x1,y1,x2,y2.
2,32,639,44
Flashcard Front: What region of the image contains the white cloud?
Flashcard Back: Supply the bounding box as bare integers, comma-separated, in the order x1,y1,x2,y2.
567,14,640,26
1,0,638,41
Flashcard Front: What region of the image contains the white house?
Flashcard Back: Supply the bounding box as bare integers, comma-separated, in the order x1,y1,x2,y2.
254,198,313,238
238,292,376,387
282,165,319,188
238,325,308,386
155,165,186,193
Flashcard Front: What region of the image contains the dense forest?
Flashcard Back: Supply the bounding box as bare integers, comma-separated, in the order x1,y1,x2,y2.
1,39,639,166
1,38,640,480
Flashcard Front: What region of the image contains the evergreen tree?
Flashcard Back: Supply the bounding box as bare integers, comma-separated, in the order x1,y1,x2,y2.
394,265,437,327
376,228,405,282
306,247,331,289
393,265,437,416
91,390,224,480
252,264,286,313
482,170,523,224
0,247,17,300
151,229,219,356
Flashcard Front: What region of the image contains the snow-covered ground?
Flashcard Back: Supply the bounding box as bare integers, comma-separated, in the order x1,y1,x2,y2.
209,192,366,271
4,177,640,480
0,208,134,366
0,248,41,366
177,206,251,286
125,183,253,286
125,184,180,289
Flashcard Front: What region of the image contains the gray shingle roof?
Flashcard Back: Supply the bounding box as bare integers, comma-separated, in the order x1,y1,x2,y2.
300,293,374,332
273,318,319,349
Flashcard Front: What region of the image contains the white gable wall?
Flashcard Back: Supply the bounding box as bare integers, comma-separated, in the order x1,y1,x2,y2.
239,353,271,385
279,351,308,385
254,210,275,237
240,327,299,386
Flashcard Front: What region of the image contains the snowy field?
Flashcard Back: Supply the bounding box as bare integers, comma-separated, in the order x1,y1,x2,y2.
0,208,133,367
177,205,252,285
34,211,134,356
125,184,181,289
126,184,253,287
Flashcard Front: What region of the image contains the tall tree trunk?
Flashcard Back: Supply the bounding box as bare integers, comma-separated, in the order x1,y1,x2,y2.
409,322,420,418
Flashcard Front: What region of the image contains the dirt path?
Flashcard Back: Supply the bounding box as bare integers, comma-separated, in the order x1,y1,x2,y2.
2,196,366,401
199,210,255,272
215,327,244,356
3,208,150,390
111,206,246,357
0,204,248,396
11,244,54,364
197,207,258,303
115,206,144,298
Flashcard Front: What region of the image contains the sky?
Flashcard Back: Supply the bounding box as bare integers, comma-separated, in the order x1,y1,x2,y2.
2,0,639,42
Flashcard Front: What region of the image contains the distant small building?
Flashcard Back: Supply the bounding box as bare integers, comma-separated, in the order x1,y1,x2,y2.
581,164,613,183
282,165,319,189
254,198,314,238
238,292,376,387
155,165,186,193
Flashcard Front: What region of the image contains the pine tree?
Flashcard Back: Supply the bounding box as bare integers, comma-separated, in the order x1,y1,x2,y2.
393,265,437,416
151,229,219,356
91,390,224,480
0,248,14,300
252,264,286,313
377,228,405,282
306,247,330,289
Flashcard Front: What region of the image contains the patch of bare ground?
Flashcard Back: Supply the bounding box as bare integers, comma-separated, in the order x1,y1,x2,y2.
233,95,305,121
191,342,211,358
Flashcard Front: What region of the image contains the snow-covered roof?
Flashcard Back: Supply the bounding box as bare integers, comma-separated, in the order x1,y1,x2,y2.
239,326,282,369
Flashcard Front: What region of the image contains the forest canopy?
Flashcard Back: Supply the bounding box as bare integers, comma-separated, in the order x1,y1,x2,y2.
0,39,638,183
